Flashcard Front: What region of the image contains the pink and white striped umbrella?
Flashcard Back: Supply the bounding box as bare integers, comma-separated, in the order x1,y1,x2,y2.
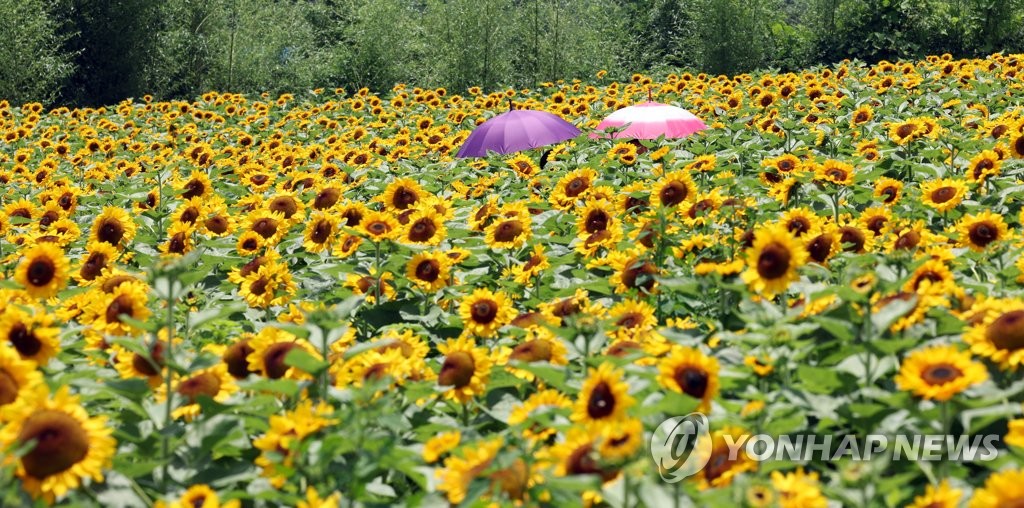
592,101,707,140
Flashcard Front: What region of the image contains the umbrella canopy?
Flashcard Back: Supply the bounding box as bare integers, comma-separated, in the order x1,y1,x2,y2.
456,109,581,158
592,102,707,140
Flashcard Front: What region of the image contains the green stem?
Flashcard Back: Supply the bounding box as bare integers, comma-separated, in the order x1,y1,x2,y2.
161,279,176,493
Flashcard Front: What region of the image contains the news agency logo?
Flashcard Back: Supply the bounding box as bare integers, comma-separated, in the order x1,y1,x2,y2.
650,412,712,483
650,412,1002,483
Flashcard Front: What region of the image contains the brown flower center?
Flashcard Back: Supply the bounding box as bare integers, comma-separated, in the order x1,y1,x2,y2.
204,216,228,234
132,342,165,377
510,340,553,362
704,444,739,482
182,179,205,199
586,381,616,419
0,368,19,405
565,177,589,197
786,217,811,236
391,187,418,209
894,230,921,250
310,220,332,244
621,257,658,291
659,180,688,206
920,363,962,385
251,218,278,239
223,339,255,379
986,310,1024,351
105,294,135,324
968,221,999,247
438,351,475,388
414,260,440,282
838,226,866,253
492,220,524,243
177,372,222,403
585,210,609,234
26,258,56,287
408,218,438,242
263,342,298,379
756,243,791,279
470,299,499,324
8,323,42,358
313,188,341,210
674,366,709,399
806,234,833,263
17,409,90,479
269,197,298,219
178,206,199,225
930,186,957,204
896,124,915,138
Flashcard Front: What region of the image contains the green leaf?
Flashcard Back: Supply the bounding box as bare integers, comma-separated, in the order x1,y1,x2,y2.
284,349,329,375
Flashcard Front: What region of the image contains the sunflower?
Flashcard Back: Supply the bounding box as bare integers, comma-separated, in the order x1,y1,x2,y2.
920,178,968,212
14,242,70,298
436,336,494,403
359,210,400,241
510,244,550,285
575,199,619,239
160,222,194,256
571,362,635,430
963,300,1024,369
770,468,828,508
336,200,368,228
741,224,807,298
850,104,873,126
968,469,1024,508
90,206,137,247
400,208,447,246
239,262,296,309
651,170,697,208
0,386,116,503
903,259,955,295
779,207,821,237
459,288,515,338
167,484,241,508
302,212,339,253
507,389,572,442
1010,133,1024,158
657,346,720,410
506,153,540,178
550,167,597,210
176,170,213,200
166,363,238,421
235,231,264,256
907,480,961,508
0,344,45,416
252,400,335,488
0,307,60,365
405,251,451,292
242,210,287,244
246,327,321,380
692,425,756,490
607,299,658,342
873,177,903,205
436,438,503,504
597,417,643,462
423,431,461,464
113,339,168,387
381,178,424,211
344,270,395,304
92,280,152,336
485,214,532,250
75,242,120,284
957,211,1009,251
266,192,306,224
889,119,922,145
815,159,854,185
895,345,987,400
549,426,618,481
967,150,1001,183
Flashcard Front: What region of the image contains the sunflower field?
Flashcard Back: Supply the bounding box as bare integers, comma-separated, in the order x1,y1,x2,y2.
2,52,1024,507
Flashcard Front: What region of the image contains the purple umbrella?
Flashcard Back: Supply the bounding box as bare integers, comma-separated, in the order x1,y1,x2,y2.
456,108,581,158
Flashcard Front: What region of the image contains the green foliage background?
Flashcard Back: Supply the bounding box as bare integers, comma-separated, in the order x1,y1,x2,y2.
2,0,1024,106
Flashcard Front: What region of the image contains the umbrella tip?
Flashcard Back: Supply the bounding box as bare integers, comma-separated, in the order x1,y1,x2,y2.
648,89,653,102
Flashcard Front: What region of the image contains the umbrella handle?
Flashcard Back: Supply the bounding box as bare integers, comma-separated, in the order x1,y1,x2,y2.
508,99,513,112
